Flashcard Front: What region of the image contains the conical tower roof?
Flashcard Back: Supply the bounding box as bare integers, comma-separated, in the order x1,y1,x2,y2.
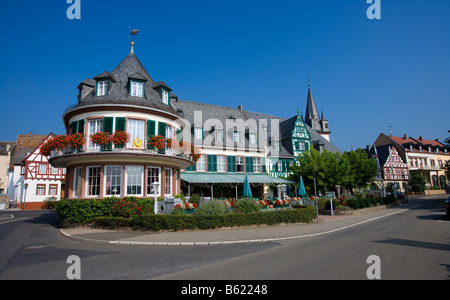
304,85,321,131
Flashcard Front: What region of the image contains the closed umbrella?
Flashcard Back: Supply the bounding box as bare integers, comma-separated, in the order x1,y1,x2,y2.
298,176,307,197
243,173,253,198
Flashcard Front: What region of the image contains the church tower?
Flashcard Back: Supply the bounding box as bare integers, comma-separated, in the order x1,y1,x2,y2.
304,84,331,142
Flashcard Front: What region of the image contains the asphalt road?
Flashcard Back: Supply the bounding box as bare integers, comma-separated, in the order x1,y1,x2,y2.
0,196,448,281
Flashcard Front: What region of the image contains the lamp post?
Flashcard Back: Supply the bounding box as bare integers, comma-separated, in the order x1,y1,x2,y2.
279,184,287,200
336,185,341,199
152,181,160,214
23,182,28,210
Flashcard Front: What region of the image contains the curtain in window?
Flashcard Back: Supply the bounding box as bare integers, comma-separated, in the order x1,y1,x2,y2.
127,119,145,148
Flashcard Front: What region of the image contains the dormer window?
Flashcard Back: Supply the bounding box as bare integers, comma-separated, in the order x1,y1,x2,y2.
96,80,108,96
162,89,169,105
130,80,144,97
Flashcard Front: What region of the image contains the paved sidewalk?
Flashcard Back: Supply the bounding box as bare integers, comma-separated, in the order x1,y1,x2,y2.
60,205,411,246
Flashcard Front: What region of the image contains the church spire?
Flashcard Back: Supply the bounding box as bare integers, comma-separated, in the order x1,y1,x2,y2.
305,84,320,131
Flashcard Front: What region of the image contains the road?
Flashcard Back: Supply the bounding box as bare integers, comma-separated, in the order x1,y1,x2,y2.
0,196,448,280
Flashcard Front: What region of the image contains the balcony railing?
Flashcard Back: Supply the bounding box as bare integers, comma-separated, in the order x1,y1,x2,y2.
49,138,190,160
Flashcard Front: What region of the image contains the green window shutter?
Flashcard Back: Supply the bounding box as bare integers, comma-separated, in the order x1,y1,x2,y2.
227,156,236,173
245,157,253,173
158,122,166,138
77,119,85,135
176,128,182,141
115,117,126,132
147,120,156,138
207,155,217,172
103,117,114,134
262,161,267,174
70,122,77,135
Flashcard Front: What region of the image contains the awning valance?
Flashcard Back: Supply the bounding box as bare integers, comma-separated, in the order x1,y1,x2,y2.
180,173,294,186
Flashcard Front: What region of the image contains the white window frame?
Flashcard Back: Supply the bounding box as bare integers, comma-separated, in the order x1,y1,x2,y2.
253,157,261,173
217,155,226,173
196,155,206,172
131,81,144,97
236,156,244,173
215,130,223,141
194,128,203,140
86,166,101,197
104,165,123,197
125,165,144,196
39,164,47,174
162,89,169,105
127,119,145,149
165,168,173,196
49,185,57,195
277,161,283,172
87,119,103,152
233,131,240,143
97,80,108,96
51,166,58,175
147,166,161,196
37,185,45,195
249,133,257,145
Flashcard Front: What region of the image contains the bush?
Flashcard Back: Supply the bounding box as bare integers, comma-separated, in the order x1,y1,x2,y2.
234,198,261,213
324,199,339,210
55,197,154,223
94,206,317,231
347,198,360,209
196,200,233,215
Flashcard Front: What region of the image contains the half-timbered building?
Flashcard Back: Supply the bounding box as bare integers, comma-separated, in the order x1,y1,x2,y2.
7,133,66,209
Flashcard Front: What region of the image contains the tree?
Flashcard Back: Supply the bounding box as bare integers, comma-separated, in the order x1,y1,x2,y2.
345,148,378,189
289,147,377,196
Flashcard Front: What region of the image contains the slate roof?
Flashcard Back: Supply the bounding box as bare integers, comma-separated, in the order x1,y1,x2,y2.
173,100,342,158
71,52,177,115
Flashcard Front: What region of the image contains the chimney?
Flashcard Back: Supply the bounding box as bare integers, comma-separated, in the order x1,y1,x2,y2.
403,134,407,139
238,105,243,110
419,136,423,141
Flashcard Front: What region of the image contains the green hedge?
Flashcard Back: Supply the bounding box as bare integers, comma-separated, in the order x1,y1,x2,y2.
93,206,317,231
55,197,154,223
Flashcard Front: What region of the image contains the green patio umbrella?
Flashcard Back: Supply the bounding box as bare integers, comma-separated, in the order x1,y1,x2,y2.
298,176,307,197
243,173,253,198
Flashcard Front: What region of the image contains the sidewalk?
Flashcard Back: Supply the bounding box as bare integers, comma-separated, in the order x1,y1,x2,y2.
60,205,411,246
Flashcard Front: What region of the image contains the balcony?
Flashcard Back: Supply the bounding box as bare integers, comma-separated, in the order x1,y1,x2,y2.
48,138,194,169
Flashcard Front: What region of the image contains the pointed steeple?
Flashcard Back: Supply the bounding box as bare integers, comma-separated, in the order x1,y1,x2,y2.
305,84,321,131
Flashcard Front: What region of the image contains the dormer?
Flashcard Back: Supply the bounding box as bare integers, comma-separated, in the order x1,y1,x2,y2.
77,78,96,102
128,73,147,98
152,81,172,105
93,71,116,97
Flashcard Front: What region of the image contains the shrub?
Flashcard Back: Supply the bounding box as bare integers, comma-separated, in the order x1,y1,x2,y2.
196,200,233,215
234,198,261,213
98,206,317,231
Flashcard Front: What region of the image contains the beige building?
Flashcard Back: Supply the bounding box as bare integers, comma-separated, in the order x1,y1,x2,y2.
375,133,449,193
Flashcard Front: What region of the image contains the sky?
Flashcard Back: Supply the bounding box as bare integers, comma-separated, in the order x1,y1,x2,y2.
0,0,449,152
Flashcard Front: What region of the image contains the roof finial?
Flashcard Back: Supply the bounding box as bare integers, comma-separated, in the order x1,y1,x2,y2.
129,27,140,54
307,73,311,87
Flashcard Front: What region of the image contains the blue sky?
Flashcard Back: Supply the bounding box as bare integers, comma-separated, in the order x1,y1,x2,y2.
0,0,449,151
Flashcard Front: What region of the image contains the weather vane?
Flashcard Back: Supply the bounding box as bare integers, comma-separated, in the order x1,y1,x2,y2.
129,27,140,53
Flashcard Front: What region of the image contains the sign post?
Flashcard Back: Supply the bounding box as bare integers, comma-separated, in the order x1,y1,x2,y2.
326,192,335,216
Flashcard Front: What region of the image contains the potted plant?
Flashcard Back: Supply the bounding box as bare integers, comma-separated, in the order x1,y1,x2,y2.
68,133,85,152
148,135,166,151
90,132,110,148
111,131,129,149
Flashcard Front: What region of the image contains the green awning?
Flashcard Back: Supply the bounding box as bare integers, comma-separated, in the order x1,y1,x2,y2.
180,173,294,185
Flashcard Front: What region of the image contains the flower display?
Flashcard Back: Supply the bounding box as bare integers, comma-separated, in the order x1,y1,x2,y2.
224,201,235,208
257,200,269,207
111,131,129,147
90,132,110,147
68,133,85,148
148,135,166,150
